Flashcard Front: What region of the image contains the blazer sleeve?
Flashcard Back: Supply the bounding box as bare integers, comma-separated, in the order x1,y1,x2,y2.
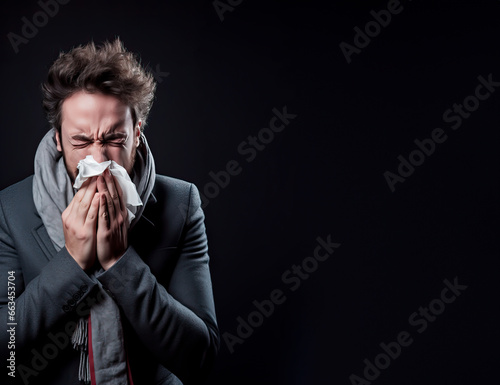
95,183,220,384
0,194,97,366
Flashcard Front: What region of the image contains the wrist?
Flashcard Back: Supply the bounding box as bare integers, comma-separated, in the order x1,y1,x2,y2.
65,246,94,271
100,252,125,270
101,259,117,271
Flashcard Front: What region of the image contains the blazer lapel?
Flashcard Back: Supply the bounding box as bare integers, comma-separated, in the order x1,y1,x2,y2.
133,192,157,231
31,222,58,261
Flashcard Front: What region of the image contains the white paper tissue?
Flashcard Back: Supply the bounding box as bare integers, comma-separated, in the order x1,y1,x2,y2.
73,155,142,224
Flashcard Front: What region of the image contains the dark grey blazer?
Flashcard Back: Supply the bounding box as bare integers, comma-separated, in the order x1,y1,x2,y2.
0,175,219,385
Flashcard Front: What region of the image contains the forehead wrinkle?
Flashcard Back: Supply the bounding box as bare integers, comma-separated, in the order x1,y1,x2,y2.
107,119,126,133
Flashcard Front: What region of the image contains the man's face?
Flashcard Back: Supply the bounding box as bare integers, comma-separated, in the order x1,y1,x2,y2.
55,91,141,183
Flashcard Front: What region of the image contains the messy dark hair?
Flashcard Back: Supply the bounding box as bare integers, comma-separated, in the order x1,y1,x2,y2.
41,38,156,135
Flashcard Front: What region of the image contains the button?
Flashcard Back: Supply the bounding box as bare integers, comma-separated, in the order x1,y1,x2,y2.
62,305,70,312
73,292,81,301
80,284,88,293
68,299,75,306
104,288,115,299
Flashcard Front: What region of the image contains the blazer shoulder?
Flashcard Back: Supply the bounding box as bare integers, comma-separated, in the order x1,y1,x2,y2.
0,176,40,238
0,175,35,212
0,175,34,199
148,175,203,228
152,174,198,205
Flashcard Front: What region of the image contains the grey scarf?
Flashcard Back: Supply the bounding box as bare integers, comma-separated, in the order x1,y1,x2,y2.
33,127,156,384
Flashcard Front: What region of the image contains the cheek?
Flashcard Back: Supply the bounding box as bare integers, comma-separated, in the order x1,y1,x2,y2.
70,149,89,163
65,150,82,165
110,146,133,164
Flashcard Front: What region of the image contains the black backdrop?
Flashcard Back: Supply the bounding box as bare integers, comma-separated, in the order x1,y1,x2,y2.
1,0,499,384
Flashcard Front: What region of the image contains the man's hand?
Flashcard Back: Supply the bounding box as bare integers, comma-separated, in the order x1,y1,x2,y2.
61,177,100,270
96,169,129,270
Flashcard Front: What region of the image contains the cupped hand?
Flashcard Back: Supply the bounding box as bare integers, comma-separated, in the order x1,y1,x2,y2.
96,168,129,270
61,177,100,270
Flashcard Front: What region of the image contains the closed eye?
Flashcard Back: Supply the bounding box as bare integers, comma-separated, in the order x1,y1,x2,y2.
101,138,127,146
71,140,92,148
70,139,126,148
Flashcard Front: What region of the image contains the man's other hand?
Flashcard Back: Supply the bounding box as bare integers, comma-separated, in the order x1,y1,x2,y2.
61,177,99,270
96,169,129,270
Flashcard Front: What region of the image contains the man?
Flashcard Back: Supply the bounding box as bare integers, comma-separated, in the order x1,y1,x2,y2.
0,39,219,385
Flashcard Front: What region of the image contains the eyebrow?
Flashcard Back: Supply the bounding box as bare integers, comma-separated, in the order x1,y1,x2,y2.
70,121,128,141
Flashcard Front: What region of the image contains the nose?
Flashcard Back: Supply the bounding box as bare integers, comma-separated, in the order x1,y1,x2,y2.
89,143,109,163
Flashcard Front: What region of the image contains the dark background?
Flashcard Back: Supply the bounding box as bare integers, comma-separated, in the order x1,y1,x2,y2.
1,0,499,384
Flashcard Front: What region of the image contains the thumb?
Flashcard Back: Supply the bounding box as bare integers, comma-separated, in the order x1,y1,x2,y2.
98,193,110,230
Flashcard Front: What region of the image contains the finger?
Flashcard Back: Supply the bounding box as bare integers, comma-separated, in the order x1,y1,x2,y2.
78,177,98,216
80,177,98,204
85,192,100,229
97,173,116,220
103,168,122,211
63,177,95,228
98,193,110,230
112,171,126,213
64,177,93,227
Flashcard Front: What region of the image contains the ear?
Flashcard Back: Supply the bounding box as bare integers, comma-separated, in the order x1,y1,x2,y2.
135,121,142,147
55,129,62,152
